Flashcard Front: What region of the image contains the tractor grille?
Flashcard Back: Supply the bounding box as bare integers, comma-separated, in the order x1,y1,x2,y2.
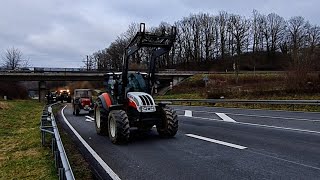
139,95,154,106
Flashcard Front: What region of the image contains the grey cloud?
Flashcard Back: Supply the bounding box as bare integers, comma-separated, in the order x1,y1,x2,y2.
0,0,319,67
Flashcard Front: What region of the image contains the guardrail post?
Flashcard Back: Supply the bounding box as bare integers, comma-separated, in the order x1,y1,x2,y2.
52,137,56,155
58,168,65,180
41,130,45,146
54,150,60,169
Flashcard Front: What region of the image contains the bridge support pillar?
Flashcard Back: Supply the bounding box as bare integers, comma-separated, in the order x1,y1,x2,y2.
172,76,185,86
39,81,47,102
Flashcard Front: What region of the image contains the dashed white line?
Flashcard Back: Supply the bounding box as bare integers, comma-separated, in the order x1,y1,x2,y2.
183,115,320,135
85,116,94,120
186,134,247,150
184,110,193,117
61,105,121,180
215,113,236,122
176,109,320,122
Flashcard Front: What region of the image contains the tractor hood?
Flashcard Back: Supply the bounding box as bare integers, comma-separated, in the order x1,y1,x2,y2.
127,92,156,112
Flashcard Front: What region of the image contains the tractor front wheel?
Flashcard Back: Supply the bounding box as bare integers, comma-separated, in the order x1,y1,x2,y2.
94,98,109,136
157,107,178,137
108,110,130,144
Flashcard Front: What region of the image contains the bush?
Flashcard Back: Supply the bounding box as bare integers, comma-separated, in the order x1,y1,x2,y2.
0,82,28,99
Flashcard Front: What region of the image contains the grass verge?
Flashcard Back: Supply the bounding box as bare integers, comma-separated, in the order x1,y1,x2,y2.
0,100,57,179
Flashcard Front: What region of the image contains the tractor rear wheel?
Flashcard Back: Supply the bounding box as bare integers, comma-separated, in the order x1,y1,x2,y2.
94,98,109,136
157,107,178,137
108,110,130,144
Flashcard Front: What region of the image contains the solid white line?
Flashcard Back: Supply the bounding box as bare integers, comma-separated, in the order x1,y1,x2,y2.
184,110,193,117
186,134,247,150
85,116,94,120
216,113,236,122
61,105,121,180
226,113,320,122
85,119,94,122
182,115,320,135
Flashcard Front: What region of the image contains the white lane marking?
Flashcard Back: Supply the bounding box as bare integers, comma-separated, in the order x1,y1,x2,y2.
179,115,221,121
216,113,236,122
184,110,193,117
186,134,247,150
85,115,94,120
85,119,94,122
176,109,320,122
249,150,320,171
172,105,320,114
61,106,121,180
227,113,320,122
182,115,320,135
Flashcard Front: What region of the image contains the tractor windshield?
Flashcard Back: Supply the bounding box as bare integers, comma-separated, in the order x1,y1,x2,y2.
75,90,92,98
128,73,147,92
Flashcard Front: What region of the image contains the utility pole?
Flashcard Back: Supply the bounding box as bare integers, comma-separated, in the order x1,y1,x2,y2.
86,55,89,71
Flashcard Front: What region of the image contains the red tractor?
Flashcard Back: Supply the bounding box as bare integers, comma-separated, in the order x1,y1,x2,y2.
72,89,94,116
94,23,178,144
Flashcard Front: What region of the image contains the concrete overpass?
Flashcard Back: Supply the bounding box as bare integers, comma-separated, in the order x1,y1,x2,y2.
0,71,195,82
0,71,196,101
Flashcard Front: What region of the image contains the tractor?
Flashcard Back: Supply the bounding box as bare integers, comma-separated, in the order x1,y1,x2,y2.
94,23,178,144
72,89,94,116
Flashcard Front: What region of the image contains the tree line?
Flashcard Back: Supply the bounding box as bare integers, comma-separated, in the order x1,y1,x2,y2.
87,10,320,71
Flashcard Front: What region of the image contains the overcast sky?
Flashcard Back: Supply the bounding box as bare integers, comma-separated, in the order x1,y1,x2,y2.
0,0,319,68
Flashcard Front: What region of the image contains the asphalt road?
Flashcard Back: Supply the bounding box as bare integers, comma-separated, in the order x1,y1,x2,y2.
59,104,320,180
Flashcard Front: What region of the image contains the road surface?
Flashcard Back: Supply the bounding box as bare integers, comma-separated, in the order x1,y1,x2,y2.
58,104,320,180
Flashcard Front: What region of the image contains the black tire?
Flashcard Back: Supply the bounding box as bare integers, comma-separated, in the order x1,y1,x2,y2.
94,98,109,136
157,107,178,137
72,106,75,115
76,107,80,116
108,110,130,144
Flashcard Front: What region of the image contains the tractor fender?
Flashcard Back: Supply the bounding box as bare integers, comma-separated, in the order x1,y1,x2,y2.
97,93,112,110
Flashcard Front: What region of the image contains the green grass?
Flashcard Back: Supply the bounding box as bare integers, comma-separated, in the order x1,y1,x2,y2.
0,100,57,180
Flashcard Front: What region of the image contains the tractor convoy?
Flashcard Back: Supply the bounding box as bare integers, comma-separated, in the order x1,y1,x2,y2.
48,23,178,144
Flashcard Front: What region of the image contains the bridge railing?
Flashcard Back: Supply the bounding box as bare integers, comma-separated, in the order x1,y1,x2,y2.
40,103,75,180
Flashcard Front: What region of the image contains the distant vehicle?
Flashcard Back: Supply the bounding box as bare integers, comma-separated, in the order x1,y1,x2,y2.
46,91,58,104
72,89,94,116
58,89,71,103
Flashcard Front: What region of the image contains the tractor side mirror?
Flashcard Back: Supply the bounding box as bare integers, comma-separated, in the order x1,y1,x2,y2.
140,23,145,33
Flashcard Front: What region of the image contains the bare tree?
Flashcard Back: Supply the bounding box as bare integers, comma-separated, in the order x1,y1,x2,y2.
306,25,320,53
2,47,27,70
287,16,307,63
217,12,228,59
267,13,286,55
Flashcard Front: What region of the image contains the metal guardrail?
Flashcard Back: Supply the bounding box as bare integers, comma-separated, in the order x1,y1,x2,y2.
156,99,320,105
40,103,75,180
156,99,320,110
